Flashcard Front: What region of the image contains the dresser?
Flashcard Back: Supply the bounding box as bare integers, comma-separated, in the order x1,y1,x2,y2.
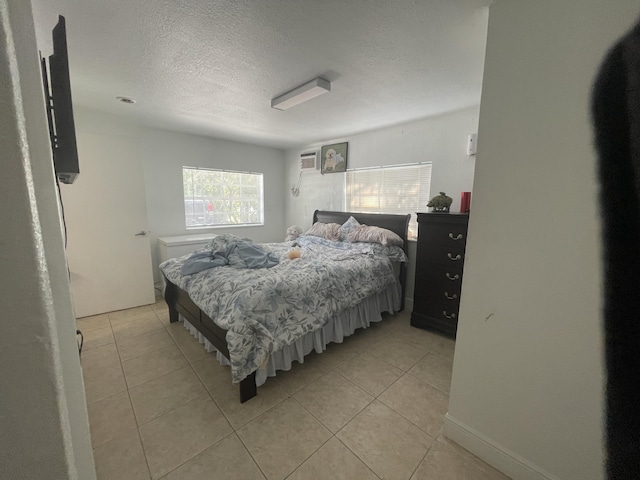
411,213,469,336
157,234,217,289
157,233,218,263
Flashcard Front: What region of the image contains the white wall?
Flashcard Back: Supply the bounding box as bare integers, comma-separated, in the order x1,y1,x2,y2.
0,1,94,478
284,107,480,304
446,2,640,479
69,108,286,285
141,129,286,283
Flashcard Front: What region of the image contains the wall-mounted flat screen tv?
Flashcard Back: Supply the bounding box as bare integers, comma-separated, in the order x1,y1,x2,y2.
41,15,79,184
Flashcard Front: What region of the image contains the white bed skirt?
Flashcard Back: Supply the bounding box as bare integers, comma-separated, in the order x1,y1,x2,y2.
179,281,402,387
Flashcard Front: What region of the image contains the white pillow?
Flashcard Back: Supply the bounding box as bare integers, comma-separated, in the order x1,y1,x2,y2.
305,222,342,241
340,216,361,242
347,224,403,246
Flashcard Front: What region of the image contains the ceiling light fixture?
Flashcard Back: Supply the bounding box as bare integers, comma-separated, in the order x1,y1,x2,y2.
116,96,136,104
271,77,331,111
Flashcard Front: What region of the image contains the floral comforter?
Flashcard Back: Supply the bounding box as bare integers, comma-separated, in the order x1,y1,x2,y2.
160,235,405,383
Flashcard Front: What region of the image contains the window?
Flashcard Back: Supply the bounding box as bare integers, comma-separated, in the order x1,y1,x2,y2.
345,163,432,239
182,167,264,228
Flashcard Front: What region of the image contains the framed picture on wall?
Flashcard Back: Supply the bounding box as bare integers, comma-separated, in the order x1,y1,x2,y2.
320,142,348,174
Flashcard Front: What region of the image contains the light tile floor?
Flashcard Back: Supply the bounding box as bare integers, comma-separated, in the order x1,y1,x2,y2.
79,298,511,480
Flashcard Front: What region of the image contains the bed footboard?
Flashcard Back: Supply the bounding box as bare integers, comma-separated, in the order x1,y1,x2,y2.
163,276,257,403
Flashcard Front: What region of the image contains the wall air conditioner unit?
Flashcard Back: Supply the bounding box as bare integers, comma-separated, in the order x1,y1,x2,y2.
300,152,318,172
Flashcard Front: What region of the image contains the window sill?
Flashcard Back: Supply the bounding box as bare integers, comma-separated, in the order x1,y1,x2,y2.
186,223,265,231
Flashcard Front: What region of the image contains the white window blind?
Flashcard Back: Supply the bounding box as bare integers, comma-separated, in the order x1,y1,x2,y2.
345,163,432,239
182,167,264,228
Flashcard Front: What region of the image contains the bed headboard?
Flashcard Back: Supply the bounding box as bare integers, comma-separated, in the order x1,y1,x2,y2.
313,210,410,253
312,210,410,310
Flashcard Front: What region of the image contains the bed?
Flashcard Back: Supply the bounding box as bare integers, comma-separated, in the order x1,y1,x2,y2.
161,210,410,403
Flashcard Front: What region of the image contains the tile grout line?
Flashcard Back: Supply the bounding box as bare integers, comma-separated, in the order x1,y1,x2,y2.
102,306,187,478
282,433,335,480
146,393,229,480
289,374,383,479
102,304,458,478
81,334,125,407
331,432,383,480
333,370,439,480
290,381,374,437
156,429,238,480
90,304,462,479
409,441,437,480
375,371,447,441
116,311,190,390
404,369,452,397
159,316,248,433
158,313,247,428
109,309,156,480
115,312,165,479
230,389,293,431
270,396,332,480
128,369,208,428
435,432,511,479
164,312,299,433
121,352,189,390
114,325,177,362
233,415,275,480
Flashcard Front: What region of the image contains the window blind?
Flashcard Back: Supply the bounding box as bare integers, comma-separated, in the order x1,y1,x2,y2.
345,163,432,239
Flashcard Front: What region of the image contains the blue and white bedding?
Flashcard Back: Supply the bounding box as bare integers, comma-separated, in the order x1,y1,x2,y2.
160,234,406,383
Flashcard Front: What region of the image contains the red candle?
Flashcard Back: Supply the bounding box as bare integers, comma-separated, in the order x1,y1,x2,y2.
460,192,471,213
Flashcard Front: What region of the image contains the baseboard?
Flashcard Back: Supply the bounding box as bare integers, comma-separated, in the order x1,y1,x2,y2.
404,297,413,312
443,414,561,480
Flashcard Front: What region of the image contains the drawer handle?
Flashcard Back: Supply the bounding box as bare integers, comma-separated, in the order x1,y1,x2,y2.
443,311,457,319
447,253,462,261
444,292,458,300
446,273,460,281
449,233,463,240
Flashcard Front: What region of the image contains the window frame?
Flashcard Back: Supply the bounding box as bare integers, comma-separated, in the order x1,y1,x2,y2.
182,166,264,229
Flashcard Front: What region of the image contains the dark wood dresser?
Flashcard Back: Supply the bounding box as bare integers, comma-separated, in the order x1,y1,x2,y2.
411,213,469,336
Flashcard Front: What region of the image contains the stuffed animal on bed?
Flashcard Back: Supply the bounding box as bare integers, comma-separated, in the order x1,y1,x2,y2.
285,225,303,241
287,248,302,260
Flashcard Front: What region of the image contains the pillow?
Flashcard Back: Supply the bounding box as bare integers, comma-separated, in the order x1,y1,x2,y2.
340,216,361,242
305,222,342,242
347,224,404,246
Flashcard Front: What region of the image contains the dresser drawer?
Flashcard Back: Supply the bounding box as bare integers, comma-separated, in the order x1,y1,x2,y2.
413,292,460,318
427,307,459,327
418,226,468,249
417,244,467,267
411,306,458,335
417,229,467,264
415,262,464,295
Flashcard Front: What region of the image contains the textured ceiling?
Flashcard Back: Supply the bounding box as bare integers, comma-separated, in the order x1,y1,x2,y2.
30,0,490,149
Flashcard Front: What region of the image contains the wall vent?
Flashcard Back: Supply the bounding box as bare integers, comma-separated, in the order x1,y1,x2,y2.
300,152,318,171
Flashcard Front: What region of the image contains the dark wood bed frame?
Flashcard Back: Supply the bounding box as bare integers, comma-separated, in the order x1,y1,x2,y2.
163,210,410,403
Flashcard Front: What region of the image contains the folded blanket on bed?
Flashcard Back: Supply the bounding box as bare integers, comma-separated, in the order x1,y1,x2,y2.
180,235,279,275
